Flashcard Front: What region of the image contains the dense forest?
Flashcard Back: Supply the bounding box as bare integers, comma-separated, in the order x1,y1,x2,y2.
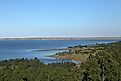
0,41,121,81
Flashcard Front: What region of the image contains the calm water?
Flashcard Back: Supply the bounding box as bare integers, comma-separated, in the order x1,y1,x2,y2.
0,40,116,63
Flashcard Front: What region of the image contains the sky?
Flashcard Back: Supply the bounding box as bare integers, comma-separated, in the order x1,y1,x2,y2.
0,0,121,37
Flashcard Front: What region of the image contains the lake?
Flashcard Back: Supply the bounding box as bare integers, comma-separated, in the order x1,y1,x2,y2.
0,40,116,63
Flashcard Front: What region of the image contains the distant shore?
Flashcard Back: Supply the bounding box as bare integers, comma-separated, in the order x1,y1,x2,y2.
0,37,121,40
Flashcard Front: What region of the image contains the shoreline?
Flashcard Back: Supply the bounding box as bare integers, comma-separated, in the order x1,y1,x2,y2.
48,54,89,63
32,47,82,51
0,37,121,40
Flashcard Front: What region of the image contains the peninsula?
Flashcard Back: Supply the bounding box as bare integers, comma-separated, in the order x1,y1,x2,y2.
49,41,121,63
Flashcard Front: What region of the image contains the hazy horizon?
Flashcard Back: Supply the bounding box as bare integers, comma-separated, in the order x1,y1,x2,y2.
1,36,119,38
0,0,121,37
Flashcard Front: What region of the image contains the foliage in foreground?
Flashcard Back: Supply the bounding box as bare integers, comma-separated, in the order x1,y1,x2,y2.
82,41,121,81
0,58,83,81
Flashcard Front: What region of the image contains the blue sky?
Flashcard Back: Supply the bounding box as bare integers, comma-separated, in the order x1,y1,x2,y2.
0,0,121,37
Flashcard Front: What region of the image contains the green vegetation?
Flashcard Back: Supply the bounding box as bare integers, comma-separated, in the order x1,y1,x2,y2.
0,58,82,81
0,41,121,81
82,42,121,81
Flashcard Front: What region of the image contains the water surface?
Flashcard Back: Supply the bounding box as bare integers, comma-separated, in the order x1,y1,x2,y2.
0,40,116,63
